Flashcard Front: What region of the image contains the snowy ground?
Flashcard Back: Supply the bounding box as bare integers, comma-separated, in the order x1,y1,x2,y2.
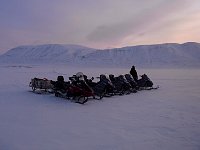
0,65,200,150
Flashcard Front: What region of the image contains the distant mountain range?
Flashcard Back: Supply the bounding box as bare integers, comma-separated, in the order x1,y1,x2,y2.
0,42,200,68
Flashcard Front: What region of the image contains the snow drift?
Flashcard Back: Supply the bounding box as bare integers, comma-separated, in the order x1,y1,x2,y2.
0,42,200,68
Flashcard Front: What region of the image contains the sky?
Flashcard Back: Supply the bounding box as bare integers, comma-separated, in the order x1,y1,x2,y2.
0,0,200,53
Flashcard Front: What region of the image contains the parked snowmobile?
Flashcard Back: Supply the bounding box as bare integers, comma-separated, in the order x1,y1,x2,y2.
67,72,95,103
117,75,133,94
124,74,138,91
109,74,133,95
53,76,70,98
137,74,158,90
52,74,91,104
53,76,70,91
91,74,115,98
109,74,123,95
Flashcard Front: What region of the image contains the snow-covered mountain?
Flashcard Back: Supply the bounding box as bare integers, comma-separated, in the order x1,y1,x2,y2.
0,44,96,64
82,42,200,68
0,42,200,68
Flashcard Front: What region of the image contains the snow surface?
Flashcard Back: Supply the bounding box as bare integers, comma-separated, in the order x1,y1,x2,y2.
0,42,200,68
0,64,200,150
0,44,96,65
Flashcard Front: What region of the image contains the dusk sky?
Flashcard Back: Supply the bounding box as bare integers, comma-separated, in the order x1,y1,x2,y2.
0,0,200,53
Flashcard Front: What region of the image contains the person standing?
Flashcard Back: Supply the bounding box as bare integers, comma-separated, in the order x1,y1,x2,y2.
130,65,138,81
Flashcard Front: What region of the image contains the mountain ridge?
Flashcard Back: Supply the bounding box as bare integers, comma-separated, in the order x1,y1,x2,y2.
0,42,200,68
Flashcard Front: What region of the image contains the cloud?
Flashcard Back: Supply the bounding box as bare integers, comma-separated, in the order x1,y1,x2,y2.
86,0,192,46
0,0,199,51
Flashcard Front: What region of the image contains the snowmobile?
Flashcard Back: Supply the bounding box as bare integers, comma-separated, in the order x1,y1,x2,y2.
91,74,115,98
109,74,133,95
117,75,133,94
68,72,95,103
54,73,94,104
137,74,159,90
109,74,124,95
124,74,138,92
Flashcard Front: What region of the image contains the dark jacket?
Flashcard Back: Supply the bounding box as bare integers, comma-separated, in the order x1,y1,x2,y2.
130,66,138,81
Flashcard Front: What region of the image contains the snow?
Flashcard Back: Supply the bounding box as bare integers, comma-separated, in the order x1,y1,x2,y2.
0,42,200,68
0,64,200,150
0,42,200,149
0,44,96,65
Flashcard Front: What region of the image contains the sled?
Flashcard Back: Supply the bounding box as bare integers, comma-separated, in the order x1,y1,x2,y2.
29,78,54,93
